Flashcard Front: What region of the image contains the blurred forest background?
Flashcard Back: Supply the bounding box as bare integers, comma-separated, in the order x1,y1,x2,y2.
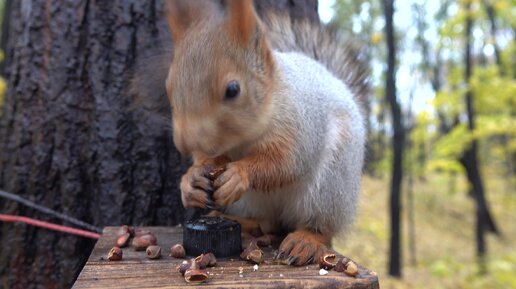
0,0,514,288
325,0,516,288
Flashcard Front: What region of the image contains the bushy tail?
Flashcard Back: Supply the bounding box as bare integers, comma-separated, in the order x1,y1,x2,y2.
262,12,369,106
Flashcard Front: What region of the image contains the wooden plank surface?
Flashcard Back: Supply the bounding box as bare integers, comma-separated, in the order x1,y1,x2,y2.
73,227,379,289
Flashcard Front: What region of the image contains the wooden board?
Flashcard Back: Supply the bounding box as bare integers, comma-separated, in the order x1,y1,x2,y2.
73,227,379,289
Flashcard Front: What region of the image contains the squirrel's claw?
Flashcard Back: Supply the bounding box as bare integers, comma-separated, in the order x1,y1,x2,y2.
212,163,249,207
180,165,213,208
278,229,329,266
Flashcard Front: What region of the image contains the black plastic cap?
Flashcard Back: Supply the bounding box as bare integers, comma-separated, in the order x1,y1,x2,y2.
183,217,242,257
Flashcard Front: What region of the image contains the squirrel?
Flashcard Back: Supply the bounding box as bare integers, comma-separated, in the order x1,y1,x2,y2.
134,0,368,266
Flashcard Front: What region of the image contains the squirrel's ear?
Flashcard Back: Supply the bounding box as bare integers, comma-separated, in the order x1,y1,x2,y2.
165,0,215,42
226,0,259,45
165,0,191,42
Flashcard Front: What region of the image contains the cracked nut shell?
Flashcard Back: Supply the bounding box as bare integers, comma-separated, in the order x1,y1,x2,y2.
240,241,264,264
178,260,195,275
146,245,162,259
107,246,123,261
184,268,209,283
319,253,337,270
195,253,217,268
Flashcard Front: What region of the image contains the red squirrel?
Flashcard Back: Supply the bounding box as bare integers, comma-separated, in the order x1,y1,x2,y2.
159,0,367,266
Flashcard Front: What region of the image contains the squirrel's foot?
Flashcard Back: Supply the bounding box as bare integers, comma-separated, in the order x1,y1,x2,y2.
206,211,263,237
277,229,331,266
180,165,215,209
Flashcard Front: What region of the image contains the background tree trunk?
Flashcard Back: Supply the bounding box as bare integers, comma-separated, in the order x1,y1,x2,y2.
383,0,404,278
0,1,318,288
459,1,499,267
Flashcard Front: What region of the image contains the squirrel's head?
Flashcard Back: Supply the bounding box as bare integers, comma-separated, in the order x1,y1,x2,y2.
165,0,276,157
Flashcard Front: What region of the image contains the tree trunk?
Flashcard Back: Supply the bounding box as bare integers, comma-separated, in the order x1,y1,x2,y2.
460,0,499,265
0,1,318,288
383,0,404,278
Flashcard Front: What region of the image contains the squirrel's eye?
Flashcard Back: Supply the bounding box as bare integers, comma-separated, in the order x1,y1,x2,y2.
224,81,240,100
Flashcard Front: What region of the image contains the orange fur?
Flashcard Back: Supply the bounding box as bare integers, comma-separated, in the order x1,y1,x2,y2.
227,0,256,45
167,1,276,159
165,0,218,42
238,128,298,192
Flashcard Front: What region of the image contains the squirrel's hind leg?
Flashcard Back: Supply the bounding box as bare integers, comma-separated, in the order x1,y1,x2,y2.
277,229,331,266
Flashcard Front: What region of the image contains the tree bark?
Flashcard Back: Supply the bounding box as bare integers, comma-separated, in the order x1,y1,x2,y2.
383,0,404,278
0,1,318,288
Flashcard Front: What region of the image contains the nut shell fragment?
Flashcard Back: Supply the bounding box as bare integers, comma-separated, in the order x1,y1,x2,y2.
178,260,195,275
107,247,123,261
319,253,337,270
240,240,264,264
184,269,209,283
146,245,162,259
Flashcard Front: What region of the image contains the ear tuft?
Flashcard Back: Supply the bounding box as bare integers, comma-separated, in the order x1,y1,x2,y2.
226,0,258,45
165,0,218,42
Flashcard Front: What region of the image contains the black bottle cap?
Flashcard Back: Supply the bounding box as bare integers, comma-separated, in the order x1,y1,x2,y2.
183,216,242,257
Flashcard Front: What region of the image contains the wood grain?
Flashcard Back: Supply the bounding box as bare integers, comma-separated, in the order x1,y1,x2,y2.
72,227,379,289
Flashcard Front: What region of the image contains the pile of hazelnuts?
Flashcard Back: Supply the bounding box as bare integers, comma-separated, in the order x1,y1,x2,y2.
107,225,162,261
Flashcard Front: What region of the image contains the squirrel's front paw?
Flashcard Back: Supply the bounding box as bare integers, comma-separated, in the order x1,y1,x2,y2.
212,162,249,207
180,165,214,209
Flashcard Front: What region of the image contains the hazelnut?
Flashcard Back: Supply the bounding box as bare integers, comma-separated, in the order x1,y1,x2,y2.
335,259,346,272
119,225,134,236
134,228,152,237
116,233,130,248
319,253,337,270
184,268,209,283
170,244,186,258
146,245,162,259
138,233,157,244
205,166,225,181
334,257,350,272
132,236,153,251
344,261,359,276
107,246,123,261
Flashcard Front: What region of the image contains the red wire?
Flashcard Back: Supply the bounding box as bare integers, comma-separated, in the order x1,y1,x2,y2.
0,214,101,239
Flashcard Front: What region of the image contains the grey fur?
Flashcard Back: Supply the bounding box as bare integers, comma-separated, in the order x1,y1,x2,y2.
226,51,365,237
262,12,369,108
